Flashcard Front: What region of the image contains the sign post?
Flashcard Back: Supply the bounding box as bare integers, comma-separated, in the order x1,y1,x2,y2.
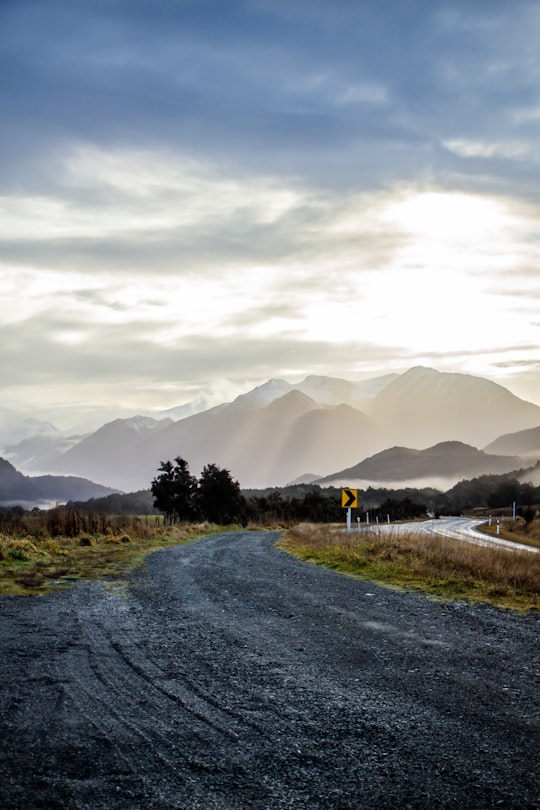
341,488,358,532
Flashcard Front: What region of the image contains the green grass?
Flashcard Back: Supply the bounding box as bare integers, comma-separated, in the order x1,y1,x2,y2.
0,523,225,597
278,522,540,612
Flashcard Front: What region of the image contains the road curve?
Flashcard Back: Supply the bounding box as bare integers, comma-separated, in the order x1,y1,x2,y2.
364,516,539,553
0,530,538,809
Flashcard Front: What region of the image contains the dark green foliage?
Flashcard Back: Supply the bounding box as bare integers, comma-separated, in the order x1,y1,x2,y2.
197,464,244,525
372,497,426,522
243,485,428,524
247,488,344,523
150,458,243,525
486,479,521,509
151,458,198,524
438,469,540,514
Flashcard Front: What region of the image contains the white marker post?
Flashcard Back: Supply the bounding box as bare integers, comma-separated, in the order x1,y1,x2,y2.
347,508,352,532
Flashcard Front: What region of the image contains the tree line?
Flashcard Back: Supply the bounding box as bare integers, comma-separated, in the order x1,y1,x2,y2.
150,457,428,525
10,460,537,529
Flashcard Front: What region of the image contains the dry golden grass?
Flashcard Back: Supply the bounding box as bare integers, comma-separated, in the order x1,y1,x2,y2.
279,521,540,612
477,516,540,549
0,522,226,596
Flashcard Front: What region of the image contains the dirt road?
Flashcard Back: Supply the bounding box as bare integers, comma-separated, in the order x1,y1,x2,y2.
0,531,538,809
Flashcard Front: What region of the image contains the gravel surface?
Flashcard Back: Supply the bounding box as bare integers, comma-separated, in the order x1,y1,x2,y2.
0,530,538,809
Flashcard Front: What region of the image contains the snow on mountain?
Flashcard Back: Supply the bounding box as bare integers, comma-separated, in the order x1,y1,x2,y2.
3,433,85,473
229,379,293,411
122,416,173,435
36,416,173,488
295,373,397,404
160,397,216,420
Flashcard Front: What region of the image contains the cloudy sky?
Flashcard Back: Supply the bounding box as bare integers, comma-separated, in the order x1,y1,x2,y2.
2,0,540,431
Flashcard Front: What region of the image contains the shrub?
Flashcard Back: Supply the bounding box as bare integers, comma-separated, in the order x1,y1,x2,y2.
1,538,43,561
78,535,94,547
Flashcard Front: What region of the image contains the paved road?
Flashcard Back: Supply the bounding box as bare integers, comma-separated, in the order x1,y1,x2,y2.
363,516,539,553
0,531,538,809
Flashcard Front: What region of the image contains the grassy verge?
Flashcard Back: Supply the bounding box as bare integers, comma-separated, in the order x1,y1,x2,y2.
475,516,540,549
278,522,540,612
0,522,227,597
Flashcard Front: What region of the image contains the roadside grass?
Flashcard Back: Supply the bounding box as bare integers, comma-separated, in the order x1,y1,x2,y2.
476,516,540,549
0,522,229,597
278,521,540,612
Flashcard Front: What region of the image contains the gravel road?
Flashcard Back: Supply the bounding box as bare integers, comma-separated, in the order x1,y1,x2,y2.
0,531,538,809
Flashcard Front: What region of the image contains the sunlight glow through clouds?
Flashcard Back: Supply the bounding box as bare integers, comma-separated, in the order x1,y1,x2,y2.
383,191,509,245
1,144,539,415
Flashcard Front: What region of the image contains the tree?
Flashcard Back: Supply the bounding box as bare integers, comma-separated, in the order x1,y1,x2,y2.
197,463,244,524
151,457,197,523
487,479,521,509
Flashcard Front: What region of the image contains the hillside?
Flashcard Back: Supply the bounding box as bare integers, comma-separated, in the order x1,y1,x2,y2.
33,416,173,488
0,458,117,506
369,367,540,449
316,441,527,489
484,425,540,459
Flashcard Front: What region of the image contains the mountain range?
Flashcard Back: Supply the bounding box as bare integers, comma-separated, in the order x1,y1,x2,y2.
2,366,540,493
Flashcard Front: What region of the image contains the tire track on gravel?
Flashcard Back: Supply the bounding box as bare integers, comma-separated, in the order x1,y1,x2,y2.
1,530,539,810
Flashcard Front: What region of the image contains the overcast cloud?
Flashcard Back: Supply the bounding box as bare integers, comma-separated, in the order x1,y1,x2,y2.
1,0,540,431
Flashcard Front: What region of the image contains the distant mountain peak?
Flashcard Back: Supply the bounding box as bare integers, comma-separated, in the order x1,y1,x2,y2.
230,379,292,412
264,389,318,414
121,415,171,434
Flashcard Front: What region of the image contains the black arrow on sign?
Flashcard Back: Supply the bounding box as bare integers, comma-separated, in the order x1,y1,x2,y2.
342,489,356,508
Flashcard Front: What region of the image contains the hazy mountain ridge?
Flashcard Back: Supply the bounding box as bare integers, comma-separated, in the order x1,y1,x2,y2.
7,416,173,481
365,366,540,449
484,426,540,459
315,441,527,489
0,458,117,506
2,367,539,491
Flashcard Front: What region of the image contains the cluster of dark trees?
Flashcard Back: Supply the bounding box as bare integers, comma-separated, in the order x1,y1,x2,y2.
242,489,426,524
151,458,244,525
149,459,429,526
438,475,539,520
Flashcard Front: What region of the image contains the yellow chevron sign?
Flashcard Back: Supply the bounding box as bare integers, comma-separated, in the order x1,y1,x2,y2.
341,488,358,509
